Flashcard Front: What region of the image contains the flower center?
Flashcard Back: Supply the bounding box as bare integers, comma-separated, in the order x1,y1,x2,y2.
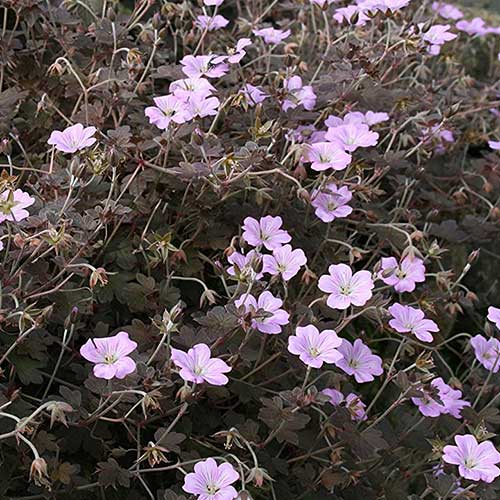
464,457,477,469
194,365,204,376
348,359,359,369
104,354,117,365
396,269,407,279
206,483,220,495
339,284,352,296
327,201,338,211
309,347,320,358
0,198,16,214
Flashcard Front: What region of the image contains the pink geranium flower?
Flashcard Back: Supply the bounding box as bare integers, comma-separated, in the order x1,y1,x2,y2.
235,291,289,334
180,55,229,79
412,377,469,418
262,244,307,281
288,325,343,368
183,458,239,499
422,24,457,45
253,27,291,44
242,215,291,250
80,331,137,379
470,334,500,372
325,123,379,152
334,339,383,383
318,263,374,310
195,15,229,31
421,125,455,154
326,111,389,128
0,189,35,223
241,84,268,106
379,255,426,293
388,303,439,343
170,343,231,386
322,388,345,406
311,184,353,223
456,17,488,36
488,306,500,329
145,95,189,129
421,24,457,55
322,389,367,421
227,38,252,64
489,140,500,151
185,94,220,119
443,435,500,483
344,393,368,421
305,142,352,171
282,76,316,111
227,249,263,281
47,123,97,153
431,2,463,20
170,78,215,101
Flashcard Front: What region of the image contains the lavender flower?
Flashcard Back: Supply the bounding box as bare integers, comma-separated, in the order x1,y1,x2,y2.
145,95,189,129
0,189,35,224
227,38,252,64
379,255,426,293
488,306,500,329
235,291,289,334
195,15,229,31
241,84,268,106
431,2,463,20
334,339,383,383
170,343,231,386
262,244,307,281
180,55,229,79
185,95,220,119
456,17,488,36
305,142,352,171
281,76,317,112
253,27,291,45
388,303,439,343
345,393,368,421
318,263,374,310
288,325,343,368
80,332,137,379
470,334,500,372
325,123,379,152
322,389,367,421
170,77,215,101
421,24,457,55
412,377,469,418
311,184,353,223
47,123,97,153
242,215,291,250
489,140,500,151
182,458,239,499
443,435,500,483
227,249,263,281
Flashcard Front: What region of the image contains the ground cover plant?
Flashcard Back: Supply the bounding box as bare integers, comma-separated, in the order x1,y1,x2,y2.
1,0,500,498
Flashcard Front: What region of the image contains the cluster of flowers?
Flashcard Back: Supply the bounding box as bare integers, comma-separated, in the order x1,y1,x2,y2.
18,0,500,494
81,332,231,386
